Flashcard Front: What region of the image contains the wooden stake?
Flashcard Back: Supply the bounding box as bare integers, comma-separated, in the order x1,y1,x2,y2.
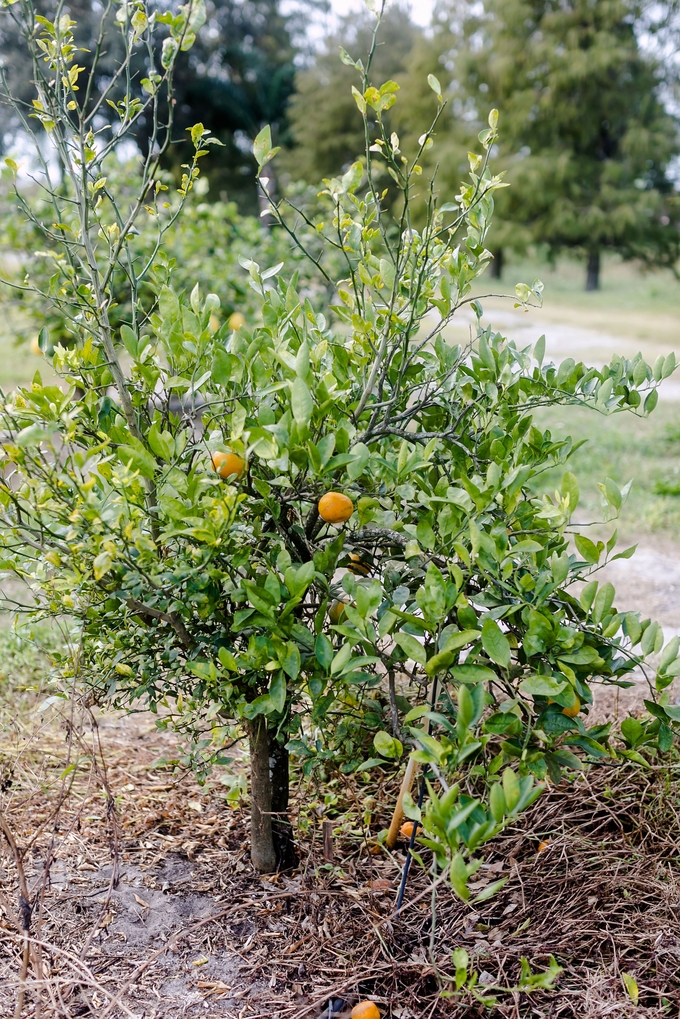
385,756,417,850
323,820,334,863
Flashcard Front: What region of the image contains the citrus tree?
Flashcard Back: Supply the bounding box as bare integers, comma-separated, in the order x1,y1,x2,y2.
1,0,679,883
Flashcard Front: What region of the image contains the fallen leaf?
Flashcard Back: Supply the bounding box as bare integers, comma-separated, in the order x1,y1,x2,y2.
369,878,392,894
133,893,150,909
622,972,638,1005
187,800,203,813
537,840,550,853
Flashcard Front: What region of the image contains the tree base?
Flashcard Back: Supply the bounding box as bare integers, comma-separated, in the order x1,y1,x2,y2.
248,717,297,873
585,251,600,291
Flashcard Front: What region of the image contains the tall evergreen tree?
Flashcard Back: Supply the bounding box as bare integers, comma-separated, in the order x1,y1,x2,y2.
283,4,422,183
160,0,303,210
432,0,680,288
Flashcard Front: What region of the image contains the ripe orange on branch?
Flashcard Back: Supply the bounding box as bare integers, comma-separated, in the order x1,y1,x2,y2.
211,451,245,480
328,600,347,625
347,553,371,576
318,491,354,524
548,695,580,718
561,696,580,718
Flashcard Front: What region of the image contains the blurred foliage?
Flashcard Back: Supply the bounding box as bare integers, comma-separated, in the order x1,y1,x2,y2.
282,3,422,189
0,166,315,351
284,0,680,288
0,0,316,211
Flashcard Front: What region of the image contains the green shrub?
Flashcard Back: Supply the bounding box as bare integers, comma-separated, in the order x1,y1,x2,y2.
0,0,678,883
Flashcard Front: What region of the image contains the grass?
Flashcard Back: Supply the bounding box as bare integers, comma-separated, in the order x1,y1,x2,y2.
496,250,680,317
531,401,680,546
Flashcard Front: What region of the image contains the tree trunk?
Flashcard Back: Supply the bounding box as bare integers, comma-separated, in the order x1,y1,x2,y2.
270,733,297,870
248,717,296,872
248,717,277,873
489,247,504,280
585,250,600,291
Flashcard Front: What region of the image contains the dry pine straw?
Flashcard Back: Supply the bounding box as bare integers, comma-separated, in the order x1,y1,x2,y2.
1,711,680,1019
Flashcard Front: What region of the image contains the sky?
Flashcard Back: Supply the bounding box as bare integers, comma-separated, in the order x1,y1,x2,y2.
326,0,435,29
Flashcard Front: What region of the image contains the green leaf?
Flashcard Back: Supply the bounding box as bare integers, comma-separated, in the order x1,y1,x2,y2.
450,664,497,683
117,443,156,479
268,672,287,713
285,561,316,597
93,551,113,581
441,629,481,652
394,631,427,666
489,781,506,822
315,633,333,669
427,73,442,100
120,324,139,358
374,730,403,759
481,618,511,668
253,125,280,168
291,376,313,425
519,675,567,697
622,973,638,1006
472,877,508,903
560,471,579,511
575,534,601,564
355,757,385,772
449,853,470,901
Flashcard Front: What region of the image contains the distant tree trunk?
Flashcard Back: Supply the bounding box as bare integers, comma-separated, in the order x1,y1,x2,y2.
247,716,296,872
585,250,600,291
489,248,504,280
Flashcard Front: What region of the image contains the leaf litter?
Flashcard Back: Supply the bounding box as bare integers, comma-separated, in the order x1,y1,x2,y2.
1,705,680,1018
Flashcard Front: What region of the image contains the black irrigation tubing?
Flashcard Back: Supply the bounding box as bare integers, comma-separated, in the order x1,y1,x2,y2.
395,675,439,915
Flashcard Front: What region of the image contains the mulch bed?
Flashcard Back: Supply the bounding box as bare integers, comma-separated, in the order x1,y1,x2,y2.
2,707,680,1018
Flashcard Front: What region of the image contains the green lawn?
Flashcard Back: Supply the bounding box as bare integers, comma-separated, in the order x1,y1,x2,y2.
495,250,680,316
531,401,680,547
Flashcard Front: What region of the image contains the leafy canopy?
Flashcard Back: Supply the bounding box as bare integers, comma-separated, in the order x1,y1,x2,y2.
1,0,679,894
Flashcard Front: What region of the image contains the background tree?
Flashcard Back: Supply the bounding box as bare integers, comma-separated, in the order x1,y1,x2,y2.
282,2,421,183
431,0,680,289
0,0,314,211
154,0,306,211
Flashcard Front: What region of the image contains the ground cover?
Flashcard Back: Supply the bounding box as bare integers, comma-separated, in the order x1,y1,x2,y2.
1,660,680,1018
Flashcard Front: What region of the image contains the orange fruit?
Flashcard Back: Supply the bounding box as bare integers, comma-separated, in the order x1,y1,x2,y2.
328,599,347,625
228,311,245,331
30,336,42,356
399,821,416,840
211,451,245,480
562,696,580,718
548,695,580,719
347,553,371,576
318,492,354,524
351,1002,380,1019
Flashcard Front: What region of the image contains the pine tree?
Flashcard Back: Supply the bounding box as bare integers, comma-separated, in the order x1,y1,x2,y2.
434,0,680,288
